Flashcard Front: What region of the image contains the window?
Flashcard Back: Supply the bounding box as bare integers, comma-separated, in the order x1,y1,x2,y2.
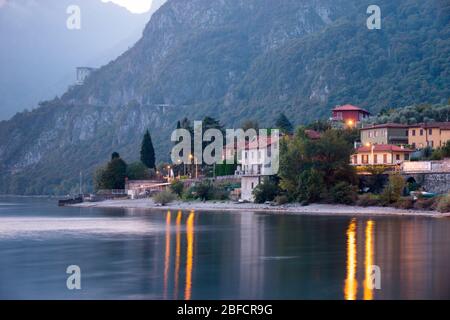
373,154,378,164
406,130,409,136
353,155,357,164
430,141,434,148
405,154,410,160
245,151,248,159
429,129,433,135
396,154,400,161
420,129,424,136
412,130,416,136
251,182,254,189
362,155,368,164
383,154,388,163
412,143,416,149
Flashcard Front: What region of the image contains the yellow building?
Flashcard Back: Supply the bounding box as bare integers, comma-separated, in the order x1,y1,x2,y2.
351,144,414,166
408,122,450,149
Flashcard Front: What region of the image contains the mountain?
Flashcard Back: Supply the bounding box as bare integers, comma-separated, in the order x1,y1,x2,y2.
0,0,165,121
0,0,449,195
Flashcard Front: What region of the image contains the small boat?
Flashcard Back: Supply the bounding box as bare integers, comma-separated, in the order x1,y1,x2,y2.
58,196,83,206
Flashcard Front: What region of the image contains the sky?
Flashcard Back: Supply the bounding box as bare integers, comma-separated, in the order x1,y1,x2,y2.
101,0,154,14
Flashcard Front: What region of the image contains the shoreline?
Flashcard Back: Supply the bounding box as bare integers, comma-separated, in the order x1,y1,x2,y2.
70,199,450,218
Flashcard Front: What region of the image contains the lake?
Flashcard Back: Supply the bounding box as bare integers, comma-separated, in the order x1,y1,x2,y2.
0,197,449,299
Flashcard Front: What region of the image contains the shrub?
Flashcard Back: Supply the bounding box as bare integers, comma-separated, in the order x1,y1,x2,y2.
381,174,405,204
394,197,414,209
329,182,358,204
253,177,280,204
356,194,383,207
436,194,450,213
170,180,184,197
414,197,437,211
194,181,214,201
297,169,325,203
275,195,289,205
153,189,177,205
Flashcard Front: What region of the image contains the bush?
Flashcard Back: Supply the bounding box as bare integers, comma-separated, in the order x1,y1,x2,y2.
275,195,289,205
153,190,177,205
194,181,214,201
436,194,450,213
297,169,325,203
414,197,437,211
253,177,280,204
381,174,405,204
394,197,414,209
356,194,383,207
170,180,184,197
329,182,358,205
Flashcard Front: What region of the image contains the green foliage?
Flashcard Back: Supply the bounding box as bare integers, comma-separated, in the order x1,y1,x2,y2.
153,189,177,205
279,128,357,204
367,103,450,125
252,177,280,204
275,113,293,135
140,130,155,169
296,169,326,203
94,153,127,190
170,180,184,197
275,195,289,205
126,162,151,180
394,197,414,210
214,163,237,176
381,174,406,204
329,182,358,205
356,194,383,207
436,194,450,213
193,181,214,201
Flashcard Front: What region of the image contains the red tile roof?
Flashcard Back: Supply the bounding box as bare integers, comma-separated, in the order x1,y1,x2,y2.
333,104,370,114
305,129,322,140
361,123,409,130
409,122,450,130
357,144,413,153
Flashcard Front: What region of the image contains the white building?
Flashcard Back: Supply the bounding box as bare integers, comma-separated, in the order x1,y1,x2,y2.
239,135,279,202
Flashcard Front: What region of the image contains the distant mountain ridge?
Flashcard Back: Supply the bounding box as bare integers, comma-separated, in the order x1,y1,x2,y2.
0,0,449,195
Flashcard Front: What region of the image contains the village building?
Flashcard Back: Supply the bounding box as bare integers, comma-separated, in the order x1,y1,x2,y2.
239,130,320,202
407,122,450,149
360,123,409,146
351,144,414,166
331,104,371,127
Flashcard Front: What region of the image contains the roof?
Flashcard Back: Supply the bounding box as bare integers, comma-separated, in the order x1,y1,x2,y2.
333,104,370,114
409,122,450,130
247,136,279,150
304,130,322,140
361,123,409,130
356,144,414,153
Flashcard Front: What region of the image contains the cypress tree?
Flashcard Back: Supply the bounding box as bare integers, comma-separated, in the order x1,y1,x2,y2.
275,113,294,134
140,130,155,169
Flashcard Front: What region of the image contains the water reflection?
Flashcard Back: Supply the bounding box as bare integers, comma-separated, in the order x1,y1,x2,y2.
344,219,358,300
344,219,377,300
163,211,171,299
174,210,182,299
1,196,450,300
364,220,374,300
185,211,195,300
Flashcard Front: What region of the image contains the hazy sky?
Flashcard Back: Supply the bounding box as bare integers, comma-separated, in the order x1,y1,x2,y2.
0,0,166,120
102,0,154,14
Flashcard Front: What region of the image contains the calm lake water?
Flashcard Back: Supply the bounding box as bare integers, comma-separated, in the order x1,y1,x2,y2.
0,197,449,300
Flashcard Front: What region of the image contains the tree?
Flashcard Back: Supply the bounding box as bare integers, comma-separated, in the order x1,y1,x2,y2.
94,152,128,190
140,130,155,169
275,113,293,135
127,162,151,180
253,177,280,203
241,120,260,131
